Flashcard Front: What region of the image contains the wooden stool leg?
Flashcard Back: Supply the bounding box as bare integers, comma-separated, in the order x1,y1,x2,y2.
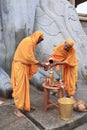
58,89,63,98
44,88,49,111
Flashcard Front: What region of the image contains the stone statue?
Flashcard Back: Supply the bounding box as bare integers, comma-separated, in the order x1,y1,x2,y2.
0,0,87,92
31,0,87,89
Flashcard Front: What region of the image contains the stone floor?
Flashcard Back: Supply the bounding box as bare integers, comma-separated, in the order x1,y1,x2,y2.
0,80,87,130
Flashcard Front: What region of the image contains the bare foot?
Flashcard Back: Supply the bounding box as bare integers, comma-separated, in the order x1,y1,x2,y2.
0,100,4,105
14,109,26,118
0,98,5,105
30,106,36,110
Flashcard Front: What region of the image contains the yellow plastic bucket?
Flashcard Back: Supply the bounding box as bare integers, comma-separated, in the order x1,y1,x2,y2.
58,97,76,121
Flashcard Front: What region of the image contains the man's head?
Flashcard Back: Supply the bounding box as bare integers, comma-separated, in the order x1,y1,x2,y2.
37,34,44,44
31,30,44,44
64,38,74,52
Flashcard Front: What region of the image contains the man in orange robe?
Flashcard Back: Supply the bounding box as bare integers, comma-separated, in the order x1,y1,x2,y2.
11,30,45,117
47,39,78,98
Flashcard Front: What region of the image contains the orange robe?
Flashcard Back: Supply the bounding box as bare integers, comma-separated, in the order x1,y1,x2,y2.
51,43,78,96
11,31,43,111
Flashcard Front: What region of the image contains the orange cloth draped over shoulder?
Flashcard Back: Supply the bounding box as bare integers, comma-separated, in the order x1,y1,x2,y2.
11,31,44,111
50,40,78,96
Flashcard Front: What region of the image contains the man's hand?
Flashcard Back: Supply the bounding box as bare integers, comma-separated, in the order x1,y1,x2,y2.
44,62,51,71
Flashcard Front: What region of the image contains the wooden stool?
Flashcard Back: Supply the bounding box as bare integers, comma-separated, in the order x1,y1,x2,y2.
43,82,64,112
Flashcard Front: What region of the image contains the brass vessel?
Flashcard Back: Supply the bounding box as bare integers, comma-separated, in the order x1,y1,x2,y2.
85,72,87,80
49,69,54,84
